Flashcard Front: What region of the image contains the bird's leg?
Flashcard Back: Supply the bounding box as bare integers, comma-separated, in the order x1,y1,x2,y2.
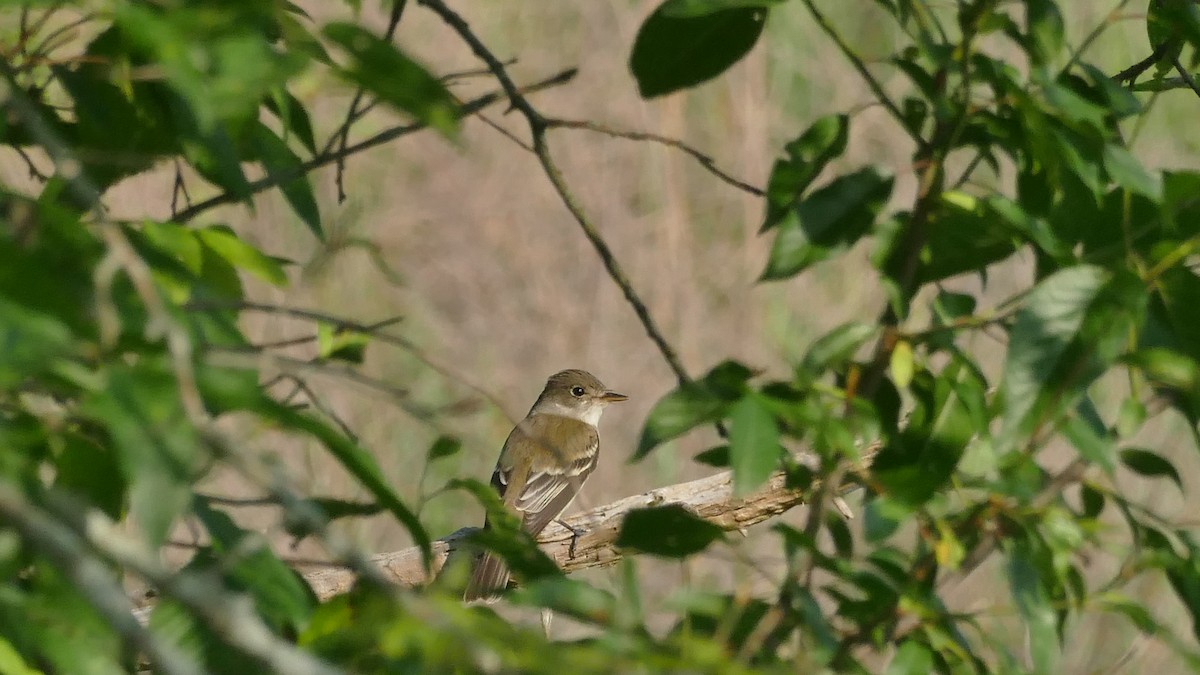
554,518,585,558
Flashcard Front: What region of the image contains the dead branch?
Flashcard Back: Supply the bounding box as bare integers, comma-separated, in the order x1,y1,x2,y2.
302,456,870,600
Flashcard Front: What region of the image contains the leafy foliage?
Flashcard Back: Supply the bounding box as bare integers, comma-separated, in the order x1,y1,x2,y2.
1,0,1200,673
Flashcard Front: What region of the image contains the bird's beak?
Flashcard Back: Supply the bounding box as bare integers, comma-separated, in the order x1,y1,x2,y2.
599,390,628,403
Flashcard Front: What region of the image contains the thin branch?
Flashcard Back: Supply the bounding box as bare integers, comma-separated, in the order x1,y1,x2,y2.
187,300,511,419
544,117,765,197
799,0,927,152
1172,55,1200,99
173,69,577,222
329,0,409,203
1113,41,1173,84
415,0,701,400
300,450,875,599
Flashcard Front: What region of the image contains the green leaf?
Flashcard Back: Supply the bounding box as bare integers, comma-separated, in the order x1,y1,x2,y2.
763,114,850,231
761,168,894,280
194,501,315,631
0,298,75,388
1000,265,1145,448
617,504,724,557
633,361,752,460
1006,543,1061,673
82,360,202,546
248,122,322,239
1119,448,1183,490
729,393,781,496
872,361,980,507
693,444,730,467
878,192,1020,287
630,3,769,98
427,436,462,461
1103,144,1162,202
1126,347,1200,391
0,636,39,675
886,640,935,675
323,23,458,137
1062,396,1116,472
264,88,317,155
266,402,432,567
1155,268,1200,363
798,322,878,377
316,322,370,363
195,225,288,287
54,432,126,520
1025,0,1064,66
661,0,784,17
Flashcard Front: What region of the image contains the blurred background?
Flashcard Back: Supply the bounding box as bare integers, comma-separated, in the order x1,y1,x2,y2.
10,1,1198,670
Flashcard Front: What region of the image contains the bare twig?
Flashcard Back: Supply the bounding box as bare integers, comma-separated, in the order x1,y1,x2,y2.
414,0,701,402
799,0,927,152
328,0,409,203
1113,41,1173,84
1172,55,1200,99
544,118,765,197
173,69,577,222
187,300,510,418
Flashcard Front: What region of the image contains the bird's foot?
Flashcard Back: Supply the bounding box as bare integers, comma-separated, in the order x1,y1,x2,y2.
555,518,585,558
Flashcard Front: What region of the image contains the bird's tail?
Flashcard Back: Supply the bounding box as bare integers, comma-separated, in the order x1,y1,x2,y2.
463,551,510,602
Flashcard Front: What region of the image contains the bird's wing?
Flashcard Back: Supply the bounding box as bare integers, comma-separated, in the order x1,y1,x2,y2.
492,415,598,536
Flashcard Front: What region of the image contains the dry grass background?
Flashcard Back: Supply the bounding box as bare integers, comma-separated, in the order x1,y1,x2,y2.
8,0,1200,670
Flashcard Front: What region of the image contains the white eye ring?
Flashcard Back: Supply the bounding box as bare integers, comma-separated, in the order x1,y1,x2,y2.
571,386,585,397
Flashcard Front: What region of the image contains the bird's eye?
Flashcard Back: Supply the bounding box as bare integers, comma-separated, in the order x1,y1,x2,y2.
571,386,586,397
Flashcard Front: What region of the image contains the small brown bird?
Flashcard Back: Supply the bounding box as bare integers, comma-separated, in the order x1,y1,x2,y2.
464,369,627,601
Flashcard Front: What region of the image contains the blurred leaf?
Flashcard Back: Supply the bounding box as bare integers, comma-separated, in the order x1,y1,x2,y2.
1104,144,1162,202
886,640,935,675
0,298,75,388
0,562,126,675
661,0,784,17
1006,543,1061,673
1025,0,1065,65
729,393,781,496
195,225,288,287
890,340,915,389
82,360,201,546
264,88,317,155
1062,396,1116,471
194,501,315,631
510,577,618,626
762,168,894,280
323,23,458,137
1000,265,1145,448
1153,268,1200,364
1165,534,1200,643
53,432,126,520
618,504,724,557
634,361,752,460
873,359,982,507
763,114,850,230
798,322,878,377
248,122,322,239
266,402,431,567
427,436,462,461
694,444,730,467
0,637,39,675
1120,448,1183,490
316,322,369,363
630,2,769,97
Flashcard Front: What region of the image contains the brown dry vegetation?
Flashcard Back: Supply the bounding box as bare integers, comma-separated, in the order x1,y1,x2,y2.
8,1,1200,671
